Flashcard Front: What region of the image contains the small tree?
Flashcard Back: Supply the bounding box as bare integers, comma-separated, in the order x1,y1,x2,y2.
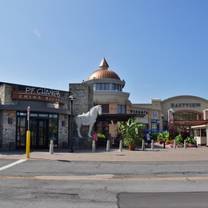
118,118,144,150
157,131,169,149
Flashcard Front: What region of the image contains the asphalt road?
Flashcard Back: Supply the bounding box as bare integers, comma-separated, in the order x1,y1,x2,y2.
118,192,208,208
2,160,208,176
1,159,208,207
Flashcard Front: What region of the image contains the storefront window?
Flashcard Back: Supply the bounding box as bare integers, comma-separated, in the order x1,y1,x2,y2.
174,111,202,121
16,112,58,148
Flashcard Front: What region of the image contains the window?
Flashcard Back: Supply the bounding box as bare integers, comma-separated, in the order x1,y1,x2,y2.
117,104,126,114
174,111,202,121
101,104,109,113
94,83,122,92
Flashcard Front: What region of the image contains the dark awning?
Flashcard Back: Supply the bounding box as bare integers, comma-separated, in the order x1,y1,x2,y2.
97,113,136,123
0,104,69,114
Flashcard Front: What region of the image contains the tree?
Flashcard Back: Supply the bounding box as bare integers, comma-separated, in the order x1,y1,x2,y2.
118,118,144,150
157,131,169,149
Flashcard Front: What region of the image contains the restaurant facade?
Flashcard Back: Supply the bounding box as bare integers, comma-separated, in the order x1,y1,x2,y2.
1,58,208,151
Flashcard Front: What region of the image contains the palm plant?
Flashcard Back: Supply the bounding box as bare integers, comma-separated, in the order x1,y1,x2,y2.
157,131,169,148
118,118,144,150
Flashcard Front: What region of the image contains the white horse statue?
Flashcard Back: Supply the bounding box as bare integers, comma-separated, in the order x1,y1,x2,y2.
75,105,102,138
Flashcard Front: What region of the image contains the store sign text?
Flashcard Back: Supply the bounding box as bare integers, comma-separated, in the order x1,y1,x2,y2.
171,103,201,108
25,87,60,97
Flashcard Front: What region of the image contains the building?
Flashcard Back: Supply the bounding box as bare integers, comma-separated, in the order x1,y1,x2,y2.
1,58,208,151
0,82,91,150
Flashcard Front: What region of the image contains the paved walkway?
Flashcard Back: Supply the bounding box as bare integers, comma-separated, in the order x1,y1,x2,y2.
0,146,208,162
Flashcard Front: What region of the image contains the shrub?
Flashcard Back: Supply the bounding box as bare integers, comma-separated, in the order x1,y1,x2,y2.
175,134,184,144
186,136,196,145
118,118,144,147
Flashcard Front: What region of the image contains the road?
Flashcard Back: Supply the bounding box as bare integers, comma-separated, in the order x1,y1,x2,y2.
1,159,208,207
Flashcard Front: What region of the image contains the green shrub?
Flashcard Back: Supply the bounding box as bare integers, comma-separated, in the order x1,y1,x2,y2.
118,118,144,147
186,136,196,145
175,134,184,144
150,133,158,141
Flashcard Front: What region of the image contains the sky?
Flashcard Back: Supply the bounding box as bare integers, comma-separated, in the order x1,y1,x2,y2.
0,0,208,103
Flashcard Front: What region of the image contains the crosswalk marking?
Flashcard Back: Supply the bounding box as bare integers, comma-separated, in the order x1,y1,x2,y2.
0,159,26,171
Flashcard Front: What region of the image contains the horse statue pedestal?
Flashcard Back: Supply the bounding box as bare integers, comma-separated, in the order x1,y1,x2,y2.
73,136,92,150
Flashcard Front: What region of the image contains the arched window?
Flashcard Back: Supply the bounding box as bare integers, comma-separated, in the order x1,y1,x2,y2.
174,111,202,121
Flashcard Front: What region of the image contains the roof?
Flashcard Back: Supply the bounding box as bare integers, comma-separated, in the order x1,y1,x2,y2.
88,58,121,81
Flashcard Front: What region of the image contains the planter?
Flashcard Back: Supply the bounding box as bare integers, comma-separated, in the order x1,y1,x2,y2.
187,143,197,148
128,144,135,151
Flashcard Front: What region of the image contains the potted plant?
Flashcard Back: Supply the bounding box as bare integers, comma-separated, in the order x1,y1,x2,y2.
118,118,144,151
175,134,184,147
186,136,197,147
157,131,169,149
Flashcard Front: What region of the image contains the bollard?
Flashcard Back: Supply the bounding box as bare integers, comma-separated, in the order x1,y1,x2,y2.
49,140,54,154
106,140,110,152
92,140,96,152
173,140,176,149
141,139,145,151
26,130,30,159
151,139,154,150
119,140,123,152
184,140,187,149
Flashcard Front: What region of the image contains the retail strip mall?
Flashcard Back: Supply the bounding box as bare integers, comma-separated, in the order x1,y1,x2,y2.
1,58,208,150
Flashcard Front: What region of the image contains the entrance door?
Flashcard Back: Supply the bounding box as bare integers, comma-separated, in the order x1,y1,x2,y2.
30,119,48,148
37,119,48,148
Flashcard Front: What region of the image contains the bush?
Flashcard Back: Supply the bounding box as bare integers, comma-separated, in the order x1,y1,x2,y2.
157,131,169,143
186,136,196,145
150,133,158,141
118,118,144,147
175,134,184,144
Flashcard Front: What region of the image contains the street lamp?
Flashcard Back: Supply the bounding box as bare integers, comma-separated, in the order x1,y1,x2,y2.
68,94,75,152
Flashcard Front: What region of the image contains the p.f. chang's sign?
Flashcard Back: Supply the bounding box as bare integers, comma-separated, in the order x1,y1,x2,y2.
12,87,63,103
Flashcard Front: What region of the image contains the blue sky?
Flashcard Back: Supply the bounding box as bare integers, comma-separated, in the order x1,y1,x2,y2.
0,0,208,103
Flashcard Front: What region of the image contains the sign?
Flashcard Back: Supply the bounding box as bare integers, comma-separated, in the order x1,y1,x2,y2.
12,86,63,104
25,87,60,97
171,103,201,108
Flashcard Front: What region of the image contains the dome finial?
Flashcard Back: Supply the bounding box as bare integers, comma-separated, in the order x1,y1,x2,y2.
99,57,109,69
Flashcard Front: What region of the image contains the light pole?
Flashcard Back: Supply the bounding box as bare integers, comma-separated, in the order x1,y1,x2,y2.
26,106,31,159
68,94,75,152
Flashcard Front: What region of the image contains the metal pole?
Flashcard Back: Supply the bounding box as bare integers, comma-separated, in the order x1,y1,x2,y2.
173,139,176,148
92,140,96,152
142,139,145,151
151,139,154,150
26,106,31,159
184,140,187,149
106,140,110,152
119,140,123,152
70,99,74,152
49,140,54,154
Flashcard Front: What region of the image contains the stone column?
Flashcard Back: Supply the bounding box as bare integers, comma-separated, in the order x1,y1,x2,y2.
206,127,208,146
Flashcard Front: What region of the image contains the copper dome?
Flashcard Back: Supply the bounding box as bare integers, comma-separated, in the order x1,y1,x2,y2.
88,58,121,80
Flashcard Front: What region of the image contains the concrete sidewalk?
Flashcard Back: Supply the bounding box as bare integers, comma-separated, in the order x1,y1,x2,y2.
0,147,208,162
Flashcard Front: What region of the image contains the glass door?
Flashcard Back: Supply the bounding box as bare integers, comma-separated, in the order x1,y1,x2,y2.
37,119,48,148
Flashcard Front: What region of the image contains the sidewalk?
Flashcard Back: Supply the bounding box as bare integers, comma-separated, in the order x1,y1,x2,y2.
1,147,208,162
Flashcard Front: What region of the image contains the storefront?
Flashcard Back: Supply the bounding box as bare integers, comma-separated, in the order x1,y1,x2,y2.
16,112,58,149
0,82,70,150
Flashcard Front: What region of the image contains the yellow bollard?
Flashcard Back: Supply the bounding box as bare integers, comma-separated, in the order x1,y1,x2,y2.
26,130,31,159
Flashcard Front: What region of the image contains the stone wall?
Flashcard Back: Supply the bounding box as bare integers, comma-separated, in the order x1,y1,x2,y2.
0,111,3,148
1,110,16,150
69,83,93,115
4,85,14,105
58,114,68,148
0,85,4,104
